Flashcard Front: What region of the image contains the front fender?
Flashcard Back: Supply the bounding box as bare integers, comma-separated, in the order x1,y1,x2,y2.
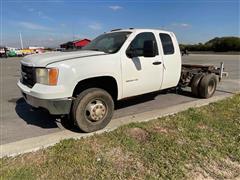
47,54,122,99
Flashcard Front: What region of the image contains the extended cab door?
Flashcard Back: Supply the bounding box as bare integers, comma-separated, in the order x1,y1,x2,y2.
121,32,163,98
158,33,181,90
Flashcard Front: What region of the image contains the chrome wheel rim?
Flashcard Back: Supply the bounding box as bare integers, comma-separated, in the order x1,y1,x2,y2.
85,99,107,122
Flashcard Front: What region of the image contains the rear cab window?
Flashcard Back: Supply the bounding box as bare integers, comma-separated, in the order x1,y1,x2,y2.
159,33,174,55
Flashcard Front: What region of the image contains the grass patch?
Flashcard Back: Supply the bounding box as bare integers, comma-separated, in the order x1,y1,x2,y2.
1,95,240,179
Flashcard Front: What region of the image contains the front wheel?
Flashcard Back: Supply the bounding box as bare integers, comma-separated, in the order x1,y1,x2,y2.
72,88,114,132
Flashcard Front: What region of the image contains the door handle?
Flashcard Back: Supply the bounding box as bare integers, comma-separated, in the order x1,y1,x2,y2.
152,61,162,65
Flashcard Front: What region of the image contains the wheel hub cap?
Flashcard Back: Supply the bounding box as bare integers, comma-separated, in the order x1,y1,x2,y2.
86,100,107,122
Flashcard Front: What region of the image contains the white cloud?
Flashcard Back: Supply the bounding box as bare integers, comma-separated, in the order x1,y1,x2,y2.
88,23,102,30
27,8,35,12
19,22,51,30
180,23,191,27
109,5,123,11
171,23,191,28
37,11,53,21
48,38,54,42
26,7,53,21
73,34,82,39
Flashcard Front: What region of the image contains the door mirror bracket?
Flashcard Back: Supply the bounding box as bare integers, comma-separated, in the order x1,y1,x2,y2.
126,48,136,58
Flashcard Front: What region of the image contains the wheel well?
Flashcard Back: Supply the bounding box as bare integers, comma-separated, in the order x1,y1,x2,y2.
73,76,118,101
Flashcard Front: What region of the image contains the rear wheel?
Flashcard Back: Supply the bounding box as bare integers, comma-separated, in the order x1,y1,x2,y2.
72,88,114,132
191,73,204,97
199,74,218,98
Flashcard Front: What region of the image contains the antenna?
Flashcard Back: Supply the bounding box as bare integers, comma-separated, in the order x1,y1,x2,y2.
19,32,23,49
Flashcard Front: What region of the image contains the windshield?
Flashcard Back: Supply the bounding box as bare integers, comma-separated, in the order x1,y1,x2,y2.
82,31,131,54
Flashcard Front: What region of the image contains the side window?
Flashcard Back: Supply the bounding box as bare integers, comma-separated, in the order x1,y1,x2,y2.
127,32,158,57
159,33,174,55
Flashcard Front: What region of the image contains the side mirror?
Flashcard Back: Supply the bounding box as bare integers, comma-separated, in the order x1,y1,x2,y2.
143,40,156,57
126,47,136,58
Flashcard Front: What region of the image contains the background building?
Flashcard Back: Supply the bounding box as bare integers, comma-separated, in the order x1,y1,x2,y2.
60,39,91,50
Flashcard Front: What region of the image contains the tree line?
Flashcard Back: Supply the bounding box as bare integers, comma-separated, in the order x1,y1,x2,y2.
180,37,240,52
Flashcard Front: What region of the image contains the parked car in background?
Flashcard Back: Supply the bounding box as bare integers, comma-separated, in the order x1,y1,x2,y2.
55,48,65,52
0,47,40,57
35,49,45,54
0,47,6,57
7,50,17,57
15,49,24,57
21,49,34,56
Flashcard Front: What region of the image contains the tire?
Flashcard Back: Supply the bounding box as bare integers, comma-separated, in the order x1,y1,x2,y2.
72,88,114,132
191,73,204,97
199,74,218,98
61,114,76,130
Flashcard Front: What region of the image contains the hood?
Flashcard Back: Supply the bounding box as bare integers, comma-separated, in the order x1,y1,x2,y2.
21,50,107,67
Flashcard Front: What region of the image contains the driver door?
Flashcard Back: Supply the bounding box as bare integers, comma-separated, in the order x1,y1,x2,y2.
121,32,163,98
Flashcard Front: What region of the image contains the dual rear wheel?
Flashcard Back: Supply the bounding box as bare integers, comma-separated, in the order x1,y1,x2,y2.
191,73,218,98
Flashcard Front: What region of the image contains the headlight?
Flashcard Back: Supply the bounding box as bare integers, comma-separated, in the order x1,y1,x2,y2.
35,68,59,85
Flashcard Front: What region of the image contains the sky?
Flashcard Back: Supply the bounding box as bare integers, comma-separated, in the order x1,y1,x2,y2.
0,0,239,48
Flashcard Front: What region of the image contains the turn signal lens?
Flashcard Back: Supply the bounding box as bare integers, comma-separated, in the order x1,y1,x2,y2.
49,68,59,85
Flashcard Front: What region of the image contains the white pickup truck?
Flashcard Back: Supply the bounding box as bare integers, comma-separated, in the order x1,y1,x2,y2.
18,28,225,132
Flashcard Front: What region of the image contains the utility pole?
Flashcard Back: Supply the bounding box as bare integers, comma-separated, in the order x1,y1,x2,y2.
19,32,23,49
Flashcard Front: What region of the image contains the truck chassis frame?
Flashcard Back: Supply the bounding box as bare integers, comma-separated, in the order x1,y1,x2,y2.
179,62,226,88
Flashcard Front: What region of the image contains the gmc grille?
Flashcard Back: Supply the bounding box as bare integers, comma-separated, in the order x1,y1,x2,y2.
21,65,36,88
